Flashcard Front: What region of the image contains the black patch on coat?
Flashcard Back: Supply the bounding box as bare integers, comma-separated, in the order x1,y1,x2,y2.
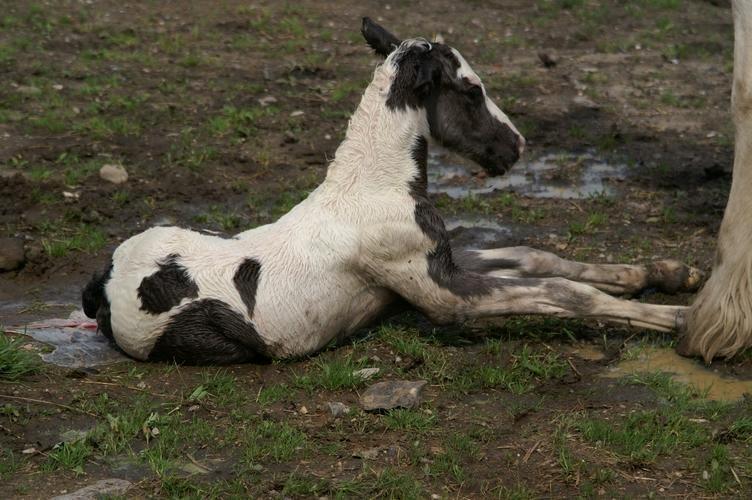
137,254,199,315
234,258,262,316
82,258,114,341
386,45,442,111
408,136,497,298
147,298,271,365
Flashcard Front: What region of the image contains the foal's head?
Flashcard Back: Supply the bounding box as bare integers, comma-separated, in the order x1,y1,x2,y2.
362,17,525,176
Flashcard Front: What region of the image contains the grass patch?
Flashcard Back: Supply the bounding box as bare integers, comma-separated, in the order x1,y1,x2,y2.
42,439,92,475
189,369,242,406
0,333,40,381
242,419,307,465
429,432,482,484
336,467,426,498
0,448,20,480
576,410,706,464
451,344,569,394
41,224,106,258
294,353,372,392
382,408,436,433
256,383,294,406
378,324,431,360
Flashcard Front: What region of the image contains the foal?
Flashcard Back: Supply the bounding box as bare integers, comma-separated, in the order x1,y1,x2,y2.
83,18,702,364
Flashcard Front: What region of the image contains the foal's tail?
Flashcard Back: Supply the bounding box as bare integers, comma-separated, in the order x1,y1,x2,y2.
82,259,114,341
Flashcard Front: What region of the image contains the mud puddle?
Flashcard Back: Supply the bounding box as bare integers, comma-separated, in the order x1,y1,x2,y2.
428,149,627,199
5,309,130,368
604,347,752,401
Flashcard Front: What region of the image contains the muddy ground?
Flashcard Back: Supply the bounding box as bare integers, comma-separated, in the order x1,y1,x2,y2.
1,0,751,498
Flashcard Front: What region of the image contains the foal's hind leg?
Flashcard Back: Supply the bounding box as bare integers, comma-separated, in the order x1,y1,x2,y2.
454,246,704,296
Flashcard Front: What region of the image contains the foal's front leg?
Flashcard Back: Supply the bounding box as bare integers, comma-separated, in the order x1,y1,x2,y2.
378,258,685,332
454,246,704,296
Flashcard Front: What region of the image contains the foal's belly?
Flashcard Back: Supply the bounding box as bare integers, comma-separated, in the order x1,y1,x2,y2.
252,275,395,358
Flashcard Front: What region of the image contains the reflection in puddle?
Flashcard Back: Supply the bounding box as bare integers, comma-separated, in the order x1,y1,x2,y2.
445,216,514,248
7,309,130,368
428,150,626,199
605,347,752,401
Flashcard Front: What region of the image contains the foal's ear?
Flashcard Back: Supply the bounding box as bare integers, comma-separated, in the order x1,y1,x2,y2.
361,17,401,57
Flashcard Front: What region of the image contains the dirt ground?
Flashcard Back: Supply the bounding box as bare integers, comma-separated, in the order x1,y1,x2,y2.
1,0,751,498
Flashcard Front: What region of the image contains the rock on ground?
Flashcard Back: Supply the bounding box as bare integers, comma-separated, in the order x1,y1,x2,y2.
99,164,128,184
360,380,427,411
50,479,132,500
0,237,25,271
327,401,350,417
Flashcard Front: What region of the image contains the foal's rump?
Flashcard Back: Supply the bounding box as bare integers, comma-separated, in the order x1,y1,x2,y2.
82,226,271,364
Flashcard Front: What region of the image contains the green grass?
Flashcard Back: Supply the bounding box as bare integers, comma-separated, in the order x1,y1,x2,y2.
242,419,307,465
256,383,294,406
294,353,373,392
378,324,431,360
0,448,20,480
429,432,482,484
42,439,92,475
704,444,734,494
208,105,276,139
335,467,426,498
382,408,436,433
193,206,244,232
42,224,106,258
576,410,706,464
450,344,569,394
282,472,331,497
190,369,242,406
0,333,40,381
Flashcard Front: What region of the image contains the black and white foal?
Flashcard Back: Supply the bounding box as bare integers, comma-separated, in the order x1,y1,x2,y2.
83,18,702,364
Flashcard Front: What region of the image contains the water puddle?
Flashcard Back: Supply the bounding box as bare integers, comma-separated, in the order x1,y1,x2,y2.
6,309,130,368
445,216,516,248
568,344,606,361
604,347,752,401
428,150,626,199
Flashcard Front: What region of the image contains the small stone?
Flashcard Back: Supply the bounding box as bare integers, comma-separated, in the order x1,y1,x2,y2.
0,237,25,271
187,405,200,412
99,164,128,184
50,479,132,500
283,130,298,144
299,405,308,415
324,133,332,140
353,367,380,380
16,85,41,96
290,110,304,117
353,447,380,460
572,95,599,110
21,447,36,455
646,216,660,224
52,84,64,90
257,95,278,107
327,402,350,417
360,380,427,411
538,52,557,68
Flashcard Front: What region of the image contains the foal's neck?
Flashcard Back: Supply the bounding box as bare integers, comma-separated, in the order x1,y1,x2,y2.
323,75,429,196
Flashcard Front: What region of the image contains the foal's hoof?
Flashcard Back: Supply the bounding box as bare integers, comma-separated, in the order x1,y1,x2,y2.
649,260,705,294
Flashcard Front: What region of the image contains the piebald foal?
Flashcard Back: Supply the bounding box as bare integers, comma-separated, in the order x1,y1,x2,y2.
83,18,701,364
